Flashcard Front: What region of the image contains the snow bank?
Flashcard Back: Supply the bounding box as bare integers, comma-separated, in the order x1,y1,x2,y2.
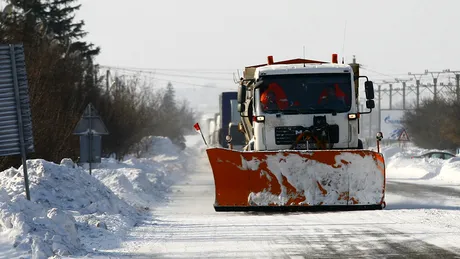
0,136,192,258
435,157,460,184
0,194,80,258
382,144,460,185
92,136,190,210
0,158,136,258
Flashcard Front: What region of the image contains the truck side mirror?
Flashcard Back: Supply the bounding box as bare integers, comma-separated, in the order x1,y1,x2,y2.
237,84,247,104
366,100,375,109
237,103,245,112
365,81,375,100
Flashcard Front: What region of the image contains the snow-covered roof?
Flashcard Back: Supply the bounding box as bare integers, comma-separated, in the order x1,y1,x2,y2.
255,63,352,77
246,58,326,68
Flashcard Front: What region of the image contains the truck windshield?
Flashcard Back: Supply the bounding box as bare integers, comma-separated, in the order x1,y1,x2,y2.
258,73,352,114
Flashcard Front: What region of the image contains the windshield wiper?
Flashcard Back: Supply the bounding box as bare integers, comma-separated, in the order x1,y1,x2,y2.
263,109,300,114
296,107,316,114
263,109,281,114
264,108,315,115
264,108,341,115
314,108,339,115
280,110,301,114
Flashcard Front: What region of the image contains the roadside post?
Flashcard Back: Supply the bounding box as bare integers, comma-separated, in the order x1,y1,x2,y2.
0,44,35,200
376,132,383,153
194,122,208,146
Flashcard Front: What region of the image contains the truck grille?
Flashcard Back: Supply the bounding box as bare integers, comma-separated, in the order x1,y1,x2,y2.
274,126,306,145
274,125,340,145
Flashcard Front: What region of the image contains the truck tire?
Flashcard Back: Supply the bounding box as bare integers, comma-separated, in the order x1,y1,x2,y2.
358,139,364,149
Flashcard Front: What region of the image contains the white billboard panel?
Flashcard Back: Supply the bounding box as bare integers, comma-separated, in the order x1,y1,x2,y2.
380,110,405,140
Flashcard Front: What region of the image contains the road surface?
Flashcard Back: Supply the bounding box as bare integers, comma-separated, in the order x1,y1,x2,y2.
94,151,460,259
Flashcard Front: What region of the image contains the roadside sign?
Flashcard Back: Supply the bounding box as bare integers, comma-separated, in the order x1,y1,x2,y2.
73,103,109,135
398,128,410,142
0,44,35,200
73,103,109,174
79,135,102,163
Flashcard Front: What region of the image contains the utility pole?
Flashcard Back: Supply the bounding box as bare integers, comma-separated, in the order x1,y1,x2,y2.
381,78,411,110
106,69,111,93
394,78,412,110
382,80,399,109
378,84,382,132
425,70,444,100
408,71,427,109
443,69,460,102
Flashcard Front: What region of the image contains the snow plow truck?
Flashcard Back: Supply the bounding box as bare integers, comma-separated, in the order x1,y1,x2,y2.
205,54,386,212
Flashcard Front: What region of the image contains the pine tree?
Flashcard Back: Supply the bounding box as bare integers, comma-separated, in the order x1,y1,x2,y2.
47,0,100,58
45,0,99,59
159,82,182,142
161,82,176,111
47,0,85,39
4,0,99,58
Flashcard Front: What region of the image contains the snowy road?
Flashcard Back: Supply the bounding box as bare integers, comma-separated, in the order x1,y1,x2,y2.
92,152,460,259
388,181,460,205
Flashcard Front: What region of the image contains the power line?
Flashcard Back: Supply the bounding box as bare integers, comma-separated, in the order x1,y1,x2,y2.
105,71,234,89
362,67,455,85
100,65,236,75
360,66,409,78
150,77,232,89
104,66,232,81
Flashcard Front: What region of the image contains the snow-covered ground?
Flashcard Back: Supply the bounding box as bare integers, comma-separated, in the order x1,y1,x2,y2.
0,136,196,259
74,141,460,258
383,144,460,187
381,143,460,212
2,134,460,258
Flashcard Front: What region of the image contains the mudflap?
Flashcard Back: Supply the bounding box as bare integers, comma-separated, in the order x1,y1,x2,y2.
206,148,386,212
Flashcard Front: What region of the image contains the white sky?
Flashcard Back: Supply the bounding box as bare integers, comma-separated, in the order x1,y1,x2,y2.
60,0,460,114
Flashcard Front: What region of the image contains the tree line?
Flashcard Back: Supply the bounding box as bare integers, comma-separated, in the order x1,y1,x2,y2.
402,95,460,152
0,0,198,170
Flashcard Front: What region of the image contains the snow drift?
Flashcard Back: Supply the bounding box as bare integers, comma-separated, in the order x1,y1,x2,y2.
0,136,191,258
92,136,190,210
0,158,135,258
382,145,460,185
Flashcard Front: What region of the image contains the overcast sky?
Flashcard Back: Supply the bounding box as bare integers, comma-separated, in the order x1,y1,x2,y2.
72,0,460,115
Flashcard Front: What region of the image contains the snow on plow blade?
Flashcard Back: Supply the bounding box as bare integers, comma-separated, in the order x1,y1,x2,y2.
206,148,385,212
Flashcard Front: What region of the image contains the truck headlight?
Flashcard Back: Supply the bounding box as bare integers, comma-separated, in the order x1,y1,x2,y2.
348,113,358,120
253,116,265,122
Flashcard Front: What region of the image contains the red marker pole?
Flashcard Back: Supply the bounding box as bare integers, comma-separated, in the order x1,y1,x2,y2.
194,122,208,146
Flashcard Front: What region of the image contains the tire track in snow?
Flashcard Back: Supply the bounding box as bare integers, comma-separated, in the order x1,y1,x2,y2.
267,221,460,258
387,181,460,199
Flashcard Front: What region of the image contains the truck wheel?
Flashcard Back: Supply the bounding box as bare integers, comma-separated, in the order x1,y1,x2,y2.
358,139,363,149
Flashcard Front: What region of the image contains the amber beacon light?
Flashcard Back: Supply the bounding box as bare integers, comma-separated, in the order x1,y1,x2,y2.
332,53,338,64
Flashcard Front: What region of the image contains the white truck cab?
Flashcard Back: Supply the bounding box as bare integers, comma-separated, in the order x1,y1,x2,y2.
236,55,375,151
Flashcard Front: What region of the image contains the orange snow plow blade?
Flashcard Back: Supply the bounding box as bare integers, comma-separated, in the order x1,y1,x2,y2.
206,148,385,212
